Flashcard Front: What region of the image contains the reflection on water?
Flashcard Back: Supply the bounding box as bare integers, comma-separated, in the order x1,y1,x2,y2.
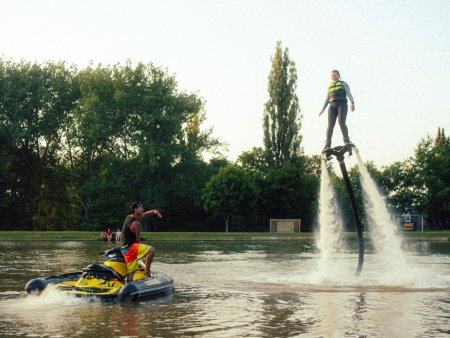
0,239,449,337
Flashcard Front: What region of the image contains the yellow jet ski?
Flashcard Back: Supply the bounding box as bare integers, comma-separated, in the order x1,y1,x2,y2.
25,247,174,300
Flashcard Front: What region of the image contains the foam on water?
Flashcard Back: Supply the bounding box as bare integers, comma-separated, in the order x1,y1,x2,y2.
0,285,91,315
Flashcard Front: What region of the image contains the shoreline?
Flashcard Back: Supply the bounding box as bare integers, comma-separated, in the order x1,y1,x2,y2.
0,231,448,241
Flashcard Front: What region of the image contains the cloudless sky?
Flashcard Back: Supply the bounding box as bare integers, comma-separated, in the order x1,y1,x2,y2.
1,0,449,166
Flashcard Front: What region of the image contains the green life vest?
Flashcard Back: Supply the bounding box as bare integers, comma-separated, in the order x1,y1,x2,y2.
328,81,347,102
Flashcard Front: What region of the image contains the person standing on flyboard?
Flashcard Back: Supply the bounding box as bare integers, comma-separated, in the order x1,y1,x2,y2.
319,70,355,152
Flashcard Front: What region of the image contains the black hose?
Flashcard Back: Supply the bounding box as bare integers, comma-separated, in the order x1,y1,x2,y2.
323,143,364,276
338,158,364,275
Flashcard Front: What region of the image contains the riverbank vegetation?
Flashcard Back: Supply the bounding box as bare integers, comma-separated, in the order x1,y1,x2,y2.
0,231,448,241
1,42,449,232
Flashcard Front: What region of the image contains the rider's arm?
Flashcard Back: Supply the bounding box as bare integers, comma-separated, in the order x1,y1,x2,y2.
136,209,162,219
343,81,355,111
144,209,162,218
319,93,329,115
343,81,354,104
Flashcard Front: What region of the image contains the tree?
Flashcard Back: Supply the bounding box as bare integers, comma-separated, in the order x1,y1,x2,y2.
413,129,450,228
0,58,224,231
62,61,221,230
162,112,222,231
256,164,318,231
64,64,126,229
263,41,302,166
202,165,255,232
380,159,421,213
0,60,79,229
376,128,450,229
237,147,269,175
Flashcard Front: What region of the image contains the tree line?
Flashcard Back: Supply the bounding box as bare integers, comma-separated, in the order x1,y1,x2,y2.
1,43,449,232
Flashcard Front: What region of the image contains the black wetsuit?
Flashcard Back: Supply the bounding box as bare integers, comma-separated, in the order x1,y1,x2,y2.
327,101,349,147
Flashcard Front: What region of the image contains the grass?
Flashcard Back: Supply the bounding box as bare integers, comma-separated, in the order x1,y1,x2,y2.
0,231,313,241
400,230,450,238
0,230,448,241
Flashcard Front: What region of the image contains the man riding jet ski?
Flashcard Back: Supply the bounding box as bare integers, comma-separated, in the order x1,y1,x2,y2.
121,201,162,282
25,203,172,300
25,246,173,300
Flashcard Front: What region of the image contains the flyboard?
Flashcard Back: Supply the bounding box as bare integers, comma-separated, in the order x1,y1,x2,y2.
322,143,364,276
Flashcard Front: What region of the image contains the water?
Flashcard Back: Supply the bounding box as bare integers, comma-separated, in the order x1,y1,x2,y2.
0,240,449,337
311,149,449,336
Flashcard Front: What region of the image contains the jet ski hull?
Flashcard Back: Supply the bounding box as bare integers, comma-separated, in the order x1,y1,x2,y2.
25,246,174,301
25,272,173,300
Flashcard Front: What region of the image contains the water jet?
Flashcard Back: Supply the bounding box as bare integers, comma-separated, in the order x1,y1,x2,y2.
322,143,364,275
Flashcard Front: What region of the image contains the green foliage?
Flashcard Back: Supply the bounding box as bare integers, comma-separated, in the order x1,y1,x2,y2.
202,165,256,231
32,169,80,231
0,60,79,229
237,147,269,175
263,41,302,166
1,56,448,232
236,147,320,231
378,128,450,229
413,129,450,228
62,62,221,230
255,164,318,231
0,59,220,231
380,159,421,212
303,154,322,179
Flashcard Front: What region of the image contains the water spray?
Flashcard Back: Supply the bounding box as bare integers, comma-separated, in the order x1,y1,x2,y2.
322,143,364,276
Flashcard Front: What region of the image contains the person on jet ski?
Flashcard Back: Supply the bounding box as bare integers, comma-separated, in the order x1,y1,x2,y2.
121,201,162,282
319,69,355,152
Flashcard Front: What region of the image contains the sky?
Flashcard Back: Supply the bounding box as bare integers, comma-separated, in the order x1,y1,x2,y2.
1,0,449,167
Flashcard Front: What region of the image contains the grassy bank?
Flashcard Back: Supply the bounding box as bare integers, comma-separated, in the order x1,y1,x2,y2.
0,230,448,241
0,231,312,241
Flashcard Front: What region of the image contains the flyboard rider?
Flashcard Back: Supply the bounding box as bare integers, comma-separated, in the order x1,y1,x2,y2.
121,202,162,282
319,70,355,152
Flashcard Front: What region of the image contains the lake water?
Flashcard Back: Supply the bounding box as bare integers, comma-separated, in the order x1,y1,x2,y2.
0,239,449,337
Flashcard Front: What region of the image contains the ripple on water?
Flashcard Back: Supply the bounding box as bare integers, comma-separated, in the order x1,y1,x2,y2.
0,240,449,337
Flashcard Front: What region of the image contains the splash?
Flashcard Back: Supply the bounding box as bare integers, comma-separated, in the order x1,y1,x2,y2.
315,159,346,280
355,152,408,276
314,148,422,286
0,285,94,317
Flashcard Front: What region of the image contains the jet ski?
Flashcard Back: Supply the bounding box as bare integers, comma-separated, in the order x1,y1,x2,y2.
25,246,174,300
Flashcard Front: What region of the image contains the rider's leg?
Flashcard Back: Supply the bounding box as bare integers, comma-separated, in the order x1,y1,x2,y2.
337,102,350,143
144,247,156,276
324,104,338,150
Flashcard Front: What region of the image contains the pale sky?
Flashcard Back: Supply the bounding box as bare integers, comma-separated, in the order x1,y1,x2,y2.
1,0,449,167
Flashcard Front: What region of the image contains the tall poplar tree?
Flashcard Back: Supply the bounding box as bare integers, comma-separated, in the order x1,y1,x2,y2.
263,41,302,166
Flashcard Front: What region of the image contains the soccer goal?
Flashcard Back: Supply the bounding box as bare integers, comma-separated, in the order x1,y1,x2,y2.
270,219,301,233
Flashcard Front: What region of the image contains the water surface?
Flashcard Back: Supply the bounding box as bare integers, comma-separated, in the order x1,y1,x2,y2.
0,240,449,337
